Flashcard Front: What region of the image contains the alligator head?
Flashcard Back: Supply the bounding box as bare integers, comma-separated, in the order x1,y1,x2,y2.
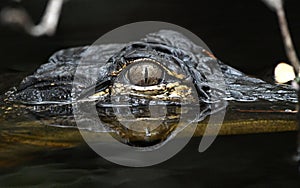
7,30,296,147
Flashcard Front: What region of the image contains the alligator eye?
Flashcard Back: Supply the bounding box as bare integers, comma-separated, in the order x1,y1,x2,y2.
127,59,164,86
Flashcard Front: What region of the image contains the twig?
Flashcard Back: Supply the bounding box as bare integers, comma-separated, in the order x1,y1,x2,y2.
0,0,65,36
262,0,300,73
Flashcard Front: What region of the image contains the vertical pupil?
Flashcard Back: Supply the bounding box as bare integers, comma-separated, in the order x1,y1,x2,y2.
144,67,148,84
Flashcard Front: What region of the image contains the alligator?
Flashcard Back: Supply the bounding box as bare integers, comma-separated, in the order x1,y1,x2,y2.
2,30,297,147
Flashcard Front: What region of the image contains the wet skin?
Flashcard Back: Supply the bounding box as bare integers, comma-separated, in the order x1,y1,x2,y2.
1,30,297,148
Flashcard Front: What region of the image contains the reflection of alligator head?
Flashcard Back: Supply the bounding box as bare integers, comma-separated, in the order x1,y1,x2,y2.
3,30,297,147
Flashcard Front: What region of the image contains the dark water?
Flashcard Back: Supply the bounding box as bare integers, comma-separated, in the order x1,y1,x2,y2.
0,133,299,187
1,0,300,187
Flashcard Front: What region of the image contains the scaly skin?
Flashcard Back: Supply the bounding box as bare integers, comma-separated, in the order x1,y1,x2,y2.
0,30,297,162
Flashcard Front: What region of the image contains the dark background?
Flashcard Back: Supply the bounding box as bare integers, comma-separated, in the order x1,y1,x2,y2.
0,0,299,77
